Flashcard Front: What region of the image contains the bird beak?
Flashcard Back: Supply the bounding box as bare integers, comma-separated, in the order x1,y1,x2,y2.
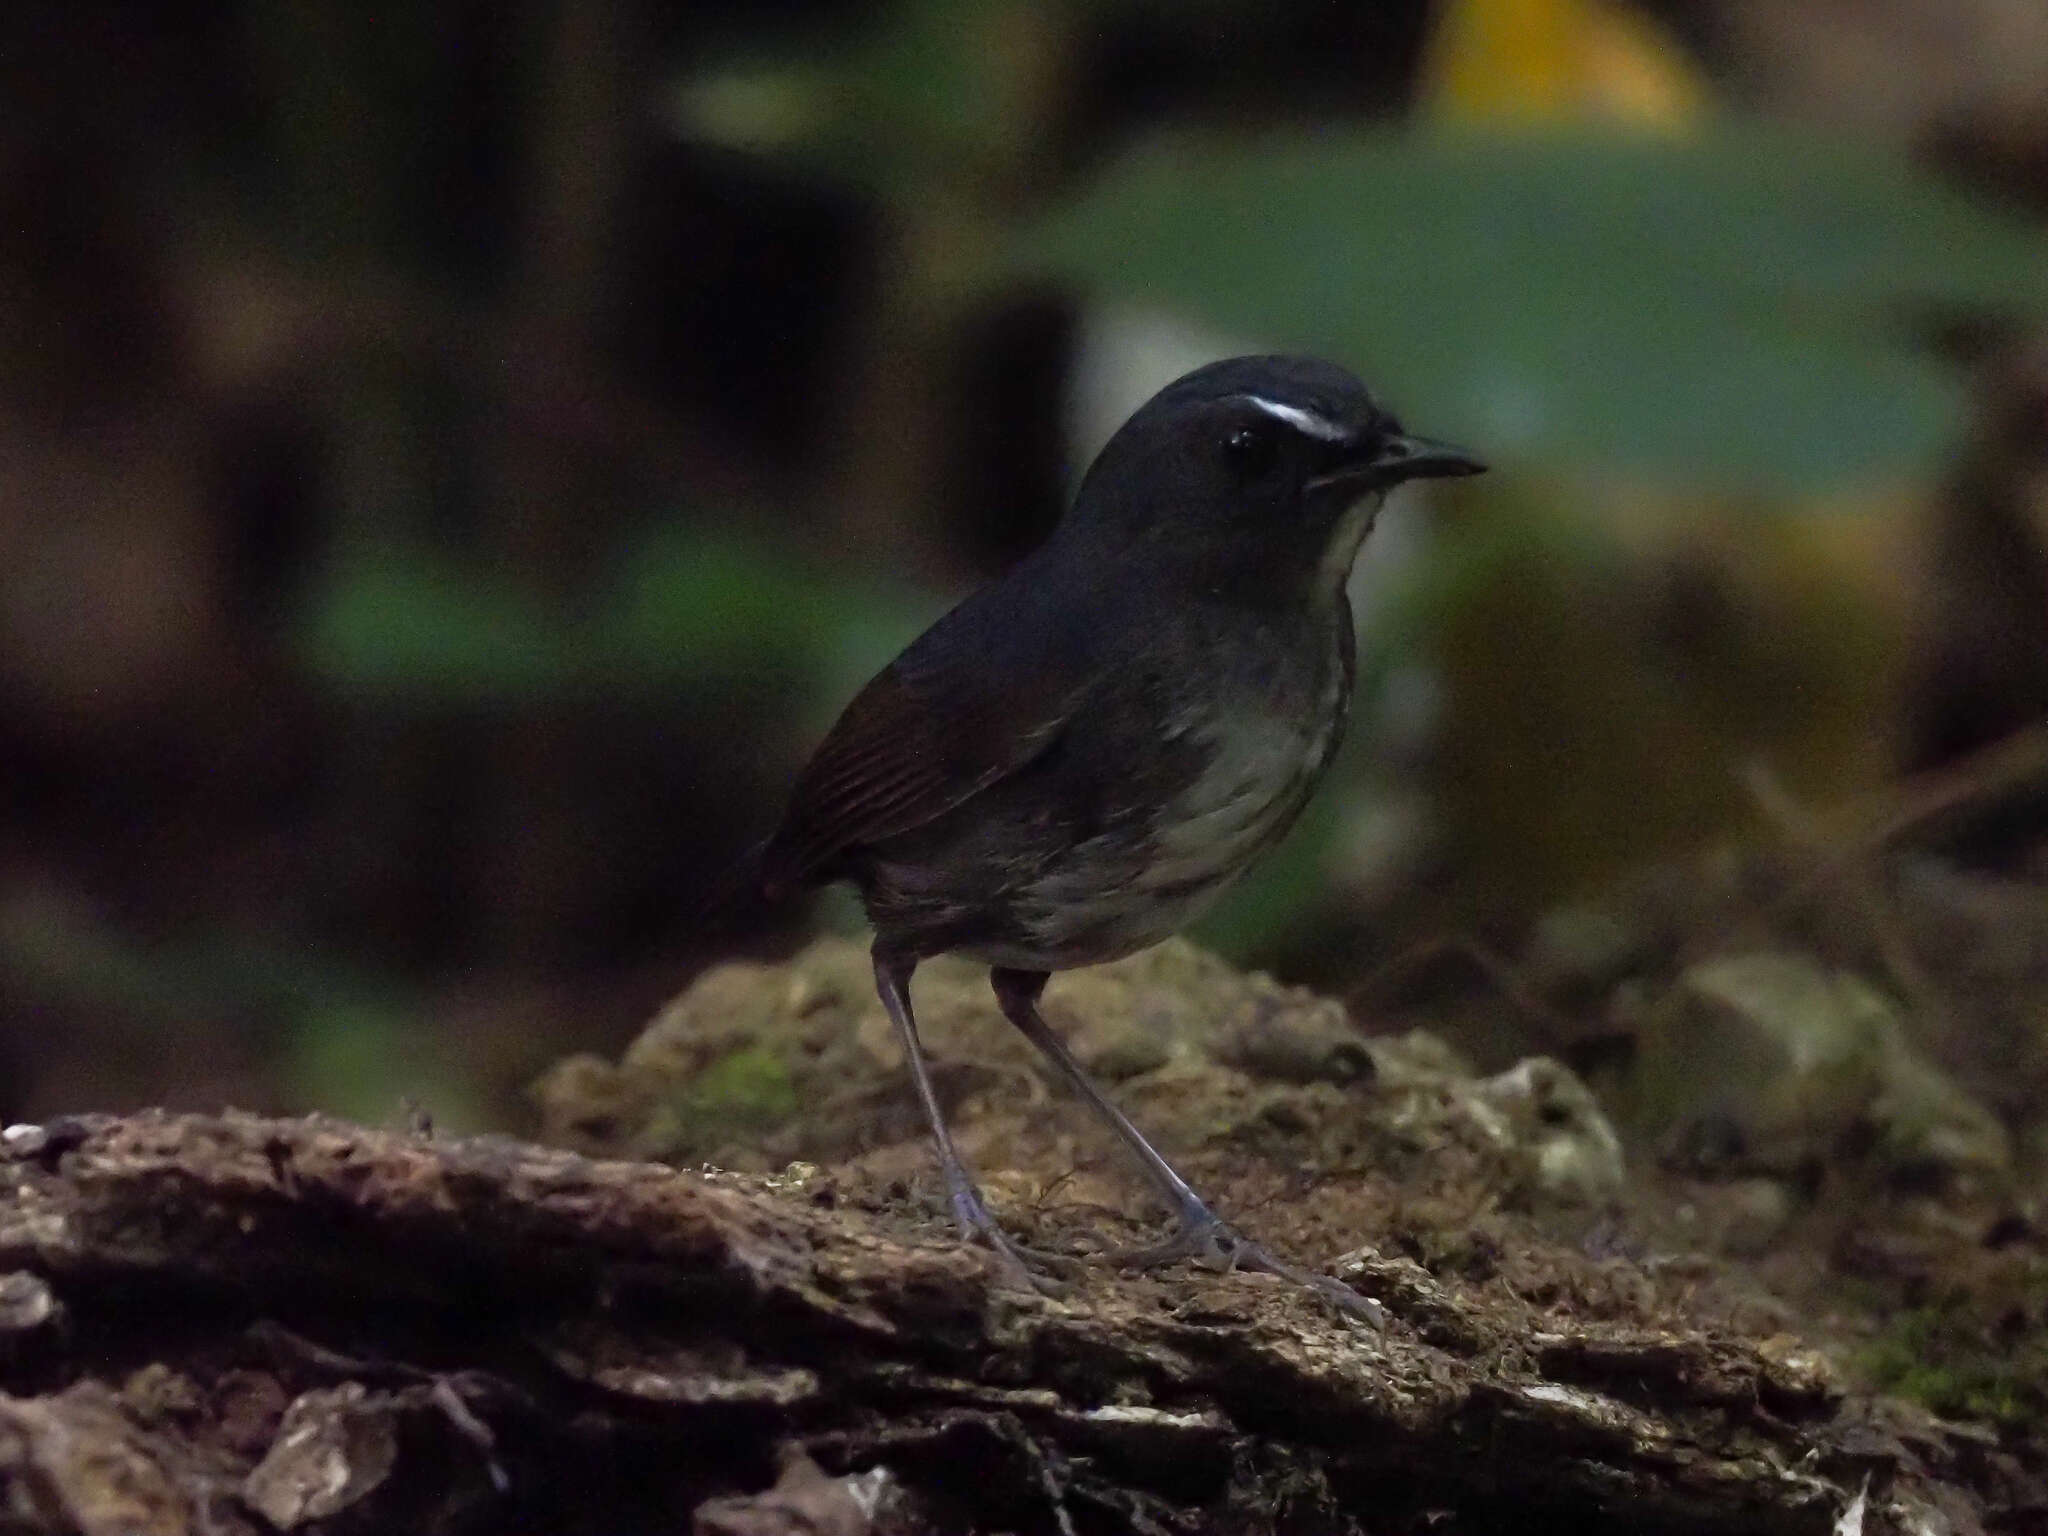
1308,432,1487,493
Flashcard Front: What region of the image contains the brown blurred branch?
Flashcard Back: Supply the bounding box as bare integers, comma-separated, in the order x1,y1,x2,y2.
1753,722,2048,921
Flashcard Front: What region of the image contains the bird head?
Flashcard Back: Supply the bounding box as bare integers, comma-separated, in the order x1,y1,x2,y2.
1066,354,1485,591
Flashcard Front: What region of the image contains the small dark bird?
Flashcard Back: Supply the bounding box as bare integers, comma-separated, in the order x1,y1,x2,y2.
759,355,1483,1311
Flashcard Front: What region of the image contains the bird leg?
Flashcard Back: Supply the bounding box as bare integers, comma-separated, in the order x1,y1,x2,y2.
989,967,1221,1229
871,949,1066,1292
989,966,1383,1323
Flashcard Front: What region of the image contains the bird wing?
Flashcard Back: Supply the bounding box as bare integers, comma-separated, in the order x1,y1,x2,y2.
759,588,1096,894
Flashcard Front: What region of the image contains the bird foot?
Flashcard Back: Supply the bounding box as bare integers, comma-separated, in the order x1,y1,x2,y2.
944,1176,1080,1296
1108,1214,1385,1325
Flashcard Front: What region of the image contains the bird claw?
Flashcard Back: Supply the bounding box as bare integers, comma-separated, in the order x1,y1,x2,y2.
1108,1215,1386,1326
985,1242,1075,1298
945,1177,1080,1295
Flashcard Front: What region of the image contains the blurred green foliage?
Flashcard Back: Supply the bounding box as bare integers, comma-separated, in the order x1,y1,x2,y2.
300,526,938,725
1860,1290,2048,1428
1025,124,2048,487
674,0,1060,194
301,544,577,704
2,900,483,1130
283,998,486,1133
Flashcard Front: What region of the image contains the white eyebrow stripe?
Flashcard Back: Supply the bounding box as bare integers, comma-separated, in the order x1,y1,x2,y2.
1242,395,1350,442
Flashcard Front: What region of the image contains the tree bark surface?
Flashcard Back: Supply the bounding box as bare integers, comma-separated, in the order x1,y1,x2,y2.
0,1111,2012,1535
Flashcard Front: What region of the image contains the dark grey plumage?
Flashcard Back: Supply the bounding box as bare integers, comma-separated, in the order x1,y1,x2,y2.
760,354,1482,1312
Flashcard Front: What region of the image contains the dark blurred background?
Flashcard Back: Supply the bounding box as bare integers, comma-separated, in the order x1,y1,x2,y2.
5,0,2048,1132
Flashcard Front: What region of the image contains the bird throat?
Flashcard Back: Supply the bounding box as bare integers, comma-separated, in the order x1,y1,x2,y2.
1316,491,1386,601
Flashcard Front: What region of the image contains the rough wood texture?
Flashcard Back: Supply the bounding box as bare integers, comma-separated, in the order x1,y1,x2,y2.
0,1111,2011,1535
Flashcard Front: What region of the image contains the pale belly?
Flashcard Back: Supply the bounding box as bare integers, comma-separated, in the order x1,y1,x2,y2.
960,683,1347,971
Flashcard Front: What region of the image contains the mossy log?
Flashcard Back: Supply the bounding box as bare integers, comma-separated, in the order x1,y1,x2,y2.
0,1110,2018,1534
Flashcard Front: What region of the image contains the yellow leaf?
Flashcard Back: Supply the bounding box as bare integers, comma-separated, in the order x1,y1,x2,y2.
1426,0,1707,129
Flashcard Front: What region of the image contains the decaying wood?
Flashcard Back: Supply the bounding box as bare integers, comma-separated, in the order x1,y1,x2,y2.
0,1111,2014,1534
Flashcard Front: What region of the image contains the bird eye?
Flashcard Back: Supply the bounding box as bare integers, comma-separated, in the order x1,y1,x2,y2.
1221,424,1280,480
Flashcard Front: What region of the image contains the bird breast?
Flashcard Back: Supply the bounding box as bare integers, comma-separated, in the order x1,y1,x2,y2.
902,600,1355,973
1139,660,1346,897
